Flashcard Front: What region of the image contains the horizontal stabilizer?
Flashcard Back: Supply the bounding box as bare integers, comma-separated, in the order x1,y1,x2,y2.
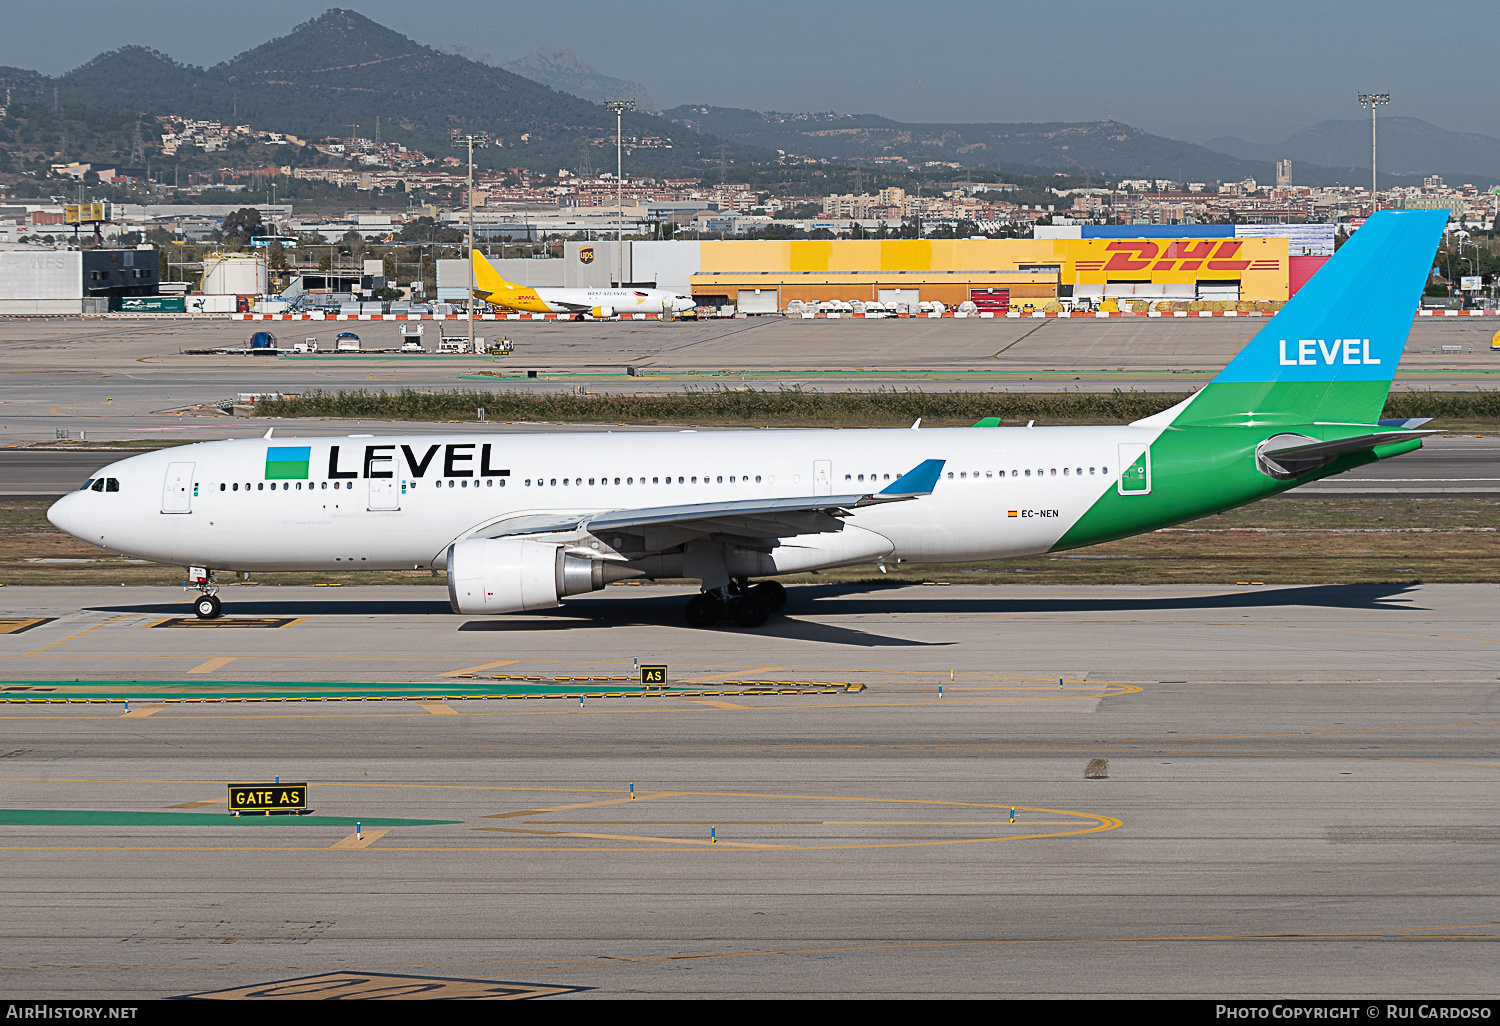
1377,417,1433,429
1261,430,1437,462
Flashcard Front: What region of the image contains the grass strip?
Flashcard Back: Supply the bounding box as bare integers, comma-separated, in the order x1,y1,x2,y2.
254,387,1500,428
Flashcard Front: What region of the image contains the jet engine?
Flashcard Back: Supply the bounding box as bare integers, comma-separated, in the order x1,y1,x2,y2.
446,537,636,614
590,305,615,319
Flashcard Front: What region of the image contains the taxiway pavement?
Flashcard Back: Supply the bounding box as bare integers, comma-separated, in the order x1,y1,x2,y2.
0,584,1496,998
2,316,1499,445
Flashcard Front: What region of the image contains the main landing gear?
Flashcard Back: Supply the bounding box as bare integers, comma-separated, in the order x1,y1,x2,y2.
684,579,787,630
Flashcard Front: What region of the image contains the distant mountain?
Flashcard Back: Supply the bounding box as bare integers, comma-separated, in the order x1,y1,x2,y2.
8,8,1489,190
498,48,657,114
1205,118,1500,182
662,106,1500,188
665,106,1277,183
0,9,757,175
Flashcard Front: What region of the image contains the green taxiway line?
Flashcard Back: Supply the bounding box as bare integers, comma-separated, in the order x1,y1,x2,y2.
0,810,458,827
0,680,695,701
279,354,511,362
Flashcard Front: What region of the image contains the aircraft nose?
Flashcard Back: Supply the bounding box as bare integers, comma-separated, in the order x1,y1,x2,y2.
47,492,80,537
679,296,696,310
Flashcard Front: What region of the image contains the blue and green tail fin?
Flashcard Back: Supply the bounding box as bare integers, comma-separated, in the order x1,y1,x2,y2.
1152,209,1447,429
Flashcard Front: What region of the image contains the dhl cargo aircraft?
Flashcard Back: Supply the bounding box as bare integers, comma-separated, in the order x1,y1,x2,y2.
469,250,694,318
48,211,1443,628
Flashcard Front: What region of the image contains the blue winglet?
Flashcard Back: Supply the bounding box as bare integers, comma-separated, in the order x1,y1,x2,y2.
880,459,945,497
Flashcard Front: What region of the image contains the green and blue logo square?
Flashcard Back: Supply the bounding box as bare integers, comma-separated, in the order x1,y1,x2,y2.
265,445,311,480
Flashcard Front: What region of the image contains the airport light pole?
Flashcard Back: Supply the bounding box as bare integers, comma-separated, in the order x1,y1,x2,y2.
1357,93,1390,213
604,99,635,287
451,130,489,352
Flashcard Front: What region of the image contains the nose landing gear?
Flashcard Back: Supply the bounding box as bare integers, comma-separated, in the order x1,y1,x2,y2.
187,567,223,619
683,579,785,629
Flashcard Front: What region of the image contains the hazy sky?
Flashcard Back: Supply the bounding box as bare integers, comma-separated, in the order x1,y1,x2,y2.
1,1,1489,144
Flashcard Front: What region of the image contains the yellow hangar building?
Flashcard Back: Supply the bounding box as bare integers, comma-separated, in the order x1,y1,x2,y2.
647,238,1292,312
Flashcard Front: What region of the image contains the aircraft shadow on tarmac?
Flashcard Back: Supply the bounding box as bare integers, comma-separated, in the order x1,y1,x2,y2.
91,583,1417,648
788,581,1425,614
455,595,946,648
92,593,942,647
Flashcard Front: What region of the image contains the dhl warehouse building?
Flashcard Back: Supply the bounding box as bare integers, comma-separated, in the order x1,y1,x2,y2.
614,224,1335,313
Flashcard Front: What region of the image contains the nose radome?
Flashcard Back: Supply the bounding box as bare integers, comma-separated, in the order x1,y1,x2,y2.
46,492,78,536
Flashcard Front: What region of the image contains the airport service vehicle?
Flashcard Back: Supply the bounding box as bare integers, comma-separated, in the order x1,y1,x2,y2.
469,251,695,320
335,331,361,352
49,211,1445,627
437,335,487,354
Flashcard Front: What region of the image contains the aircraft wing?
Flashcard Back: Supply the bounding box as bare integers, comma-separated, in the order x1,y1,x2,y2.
473,287,588,314
536,296,592,313
476,459,944,544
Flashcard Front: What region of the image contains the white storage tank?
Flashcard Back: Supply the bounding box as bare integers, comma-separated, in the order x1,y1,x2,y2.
201,254,268,296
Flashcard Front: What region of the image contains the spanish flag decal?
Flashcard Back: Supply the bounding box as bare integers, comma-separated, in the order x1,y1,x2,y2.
1007,511,1018,517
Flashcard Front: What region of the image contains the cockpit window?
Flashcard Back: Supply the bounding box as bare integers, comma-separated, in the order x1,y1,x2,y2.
90,479,104,492
105,478,119,492
80,479,95,491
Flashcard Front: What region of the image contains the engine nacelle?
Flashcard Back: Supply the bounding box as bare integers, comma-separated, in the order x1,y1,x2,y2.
591,305,614,319
447,537,630,614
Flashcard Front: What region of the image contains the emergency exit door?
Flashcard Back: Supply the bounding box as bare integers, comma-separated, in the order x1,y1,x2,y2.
367,458,400,510
161,462,195,513
814,460,832,495
1117,444,1151,495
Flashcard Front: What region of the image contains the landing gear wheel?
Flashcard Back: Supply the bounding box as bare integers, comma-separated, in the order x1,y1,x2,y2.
751,580,787,612
684,594,723,629
730,595,769,629
194,594,222,620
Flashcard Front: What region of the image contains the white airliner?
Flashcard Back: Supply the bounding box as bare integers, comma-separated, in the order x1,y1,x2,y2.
46,211,1444,628
470,250,694,319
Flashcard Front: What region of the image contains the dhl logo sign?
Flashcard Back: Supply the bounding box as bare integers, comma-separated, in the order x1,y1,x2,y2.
1097,240,1252,273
